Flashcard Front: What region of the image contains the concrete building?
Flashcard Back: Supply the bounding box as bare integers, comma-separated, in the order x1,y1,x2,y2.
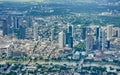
58,31,65,48
118,28,120,38
102,30,106,50
33,22,38,41
86,34,94,51
107,25,113,40
51,28,54,42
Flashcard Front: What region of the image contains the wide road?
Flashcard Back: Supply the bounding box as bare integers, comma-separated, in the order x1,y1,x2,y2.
0,59,120,69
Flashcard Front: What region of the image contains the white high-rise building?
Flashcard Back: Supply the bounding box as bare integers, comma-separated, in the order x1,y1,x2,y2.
102,30,106,50
86,34,94,51
51,28,54,41
107,25,113,40
59,31,65,48
118,28,120,38
33,22,38,41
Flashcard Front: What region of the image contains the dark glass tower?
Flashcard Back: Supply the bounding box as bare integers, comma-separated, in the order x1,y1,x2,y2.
68,36,73,48
19,26,26,39
106,41,110,49
13,17,19,29
2,17,12,36
2,20,8,36
96,27,100,40
68,25,73,37
81,28,86,40
66,25,73,48
66,32,70,44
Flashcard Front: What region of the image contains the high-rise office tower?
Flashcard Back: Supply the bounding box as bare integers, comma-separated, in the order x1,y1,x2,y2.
86,34,94,51
68,36,73,48
101,30,106,50
13,17,19,29
106,41,110,49
68,25,73,37
2,16,12,36
59,31,65,48
19,26,26,39
66,32,70,44
107,25,113,40
16,17,19,29
66,25,73,48
26,27,33,39
81,28,86,40
33,22,38,41
12,17,20,38
2,20,8,36
7,16,12,32
98,27,102,50
96,27,100,40
51,28,54,41
98,28,106,50
118,28,120,38
28,16,32,27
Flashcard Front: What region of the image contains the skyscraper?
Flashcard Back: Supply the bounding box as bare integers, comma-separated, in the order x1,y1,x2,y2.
7,16,13,35
68,36,73,48
68,25,73,37
33,22,38,41
2,20,8,36
51,28,54,41
101,30,106,50
66,25,73,48
81,28,86,40
2,16,12,36
107,25,113,40
13,17,19,29
19,26,26,39
106,41,110,49
59,31,65,48
66,32,70,44
118,28,120,38
86,34,94,51
97,27,102,50
96,27,100,40
98,28,106,50
28,16,32,27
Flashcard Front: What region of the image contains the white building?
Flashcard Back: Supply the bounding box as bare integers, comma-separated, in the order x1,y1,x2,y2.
33,22,38,41
51,28,54,42
107,25,113,40
102,30,106,50
58,31,65,48
118,28,120,38
86,34,94,51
